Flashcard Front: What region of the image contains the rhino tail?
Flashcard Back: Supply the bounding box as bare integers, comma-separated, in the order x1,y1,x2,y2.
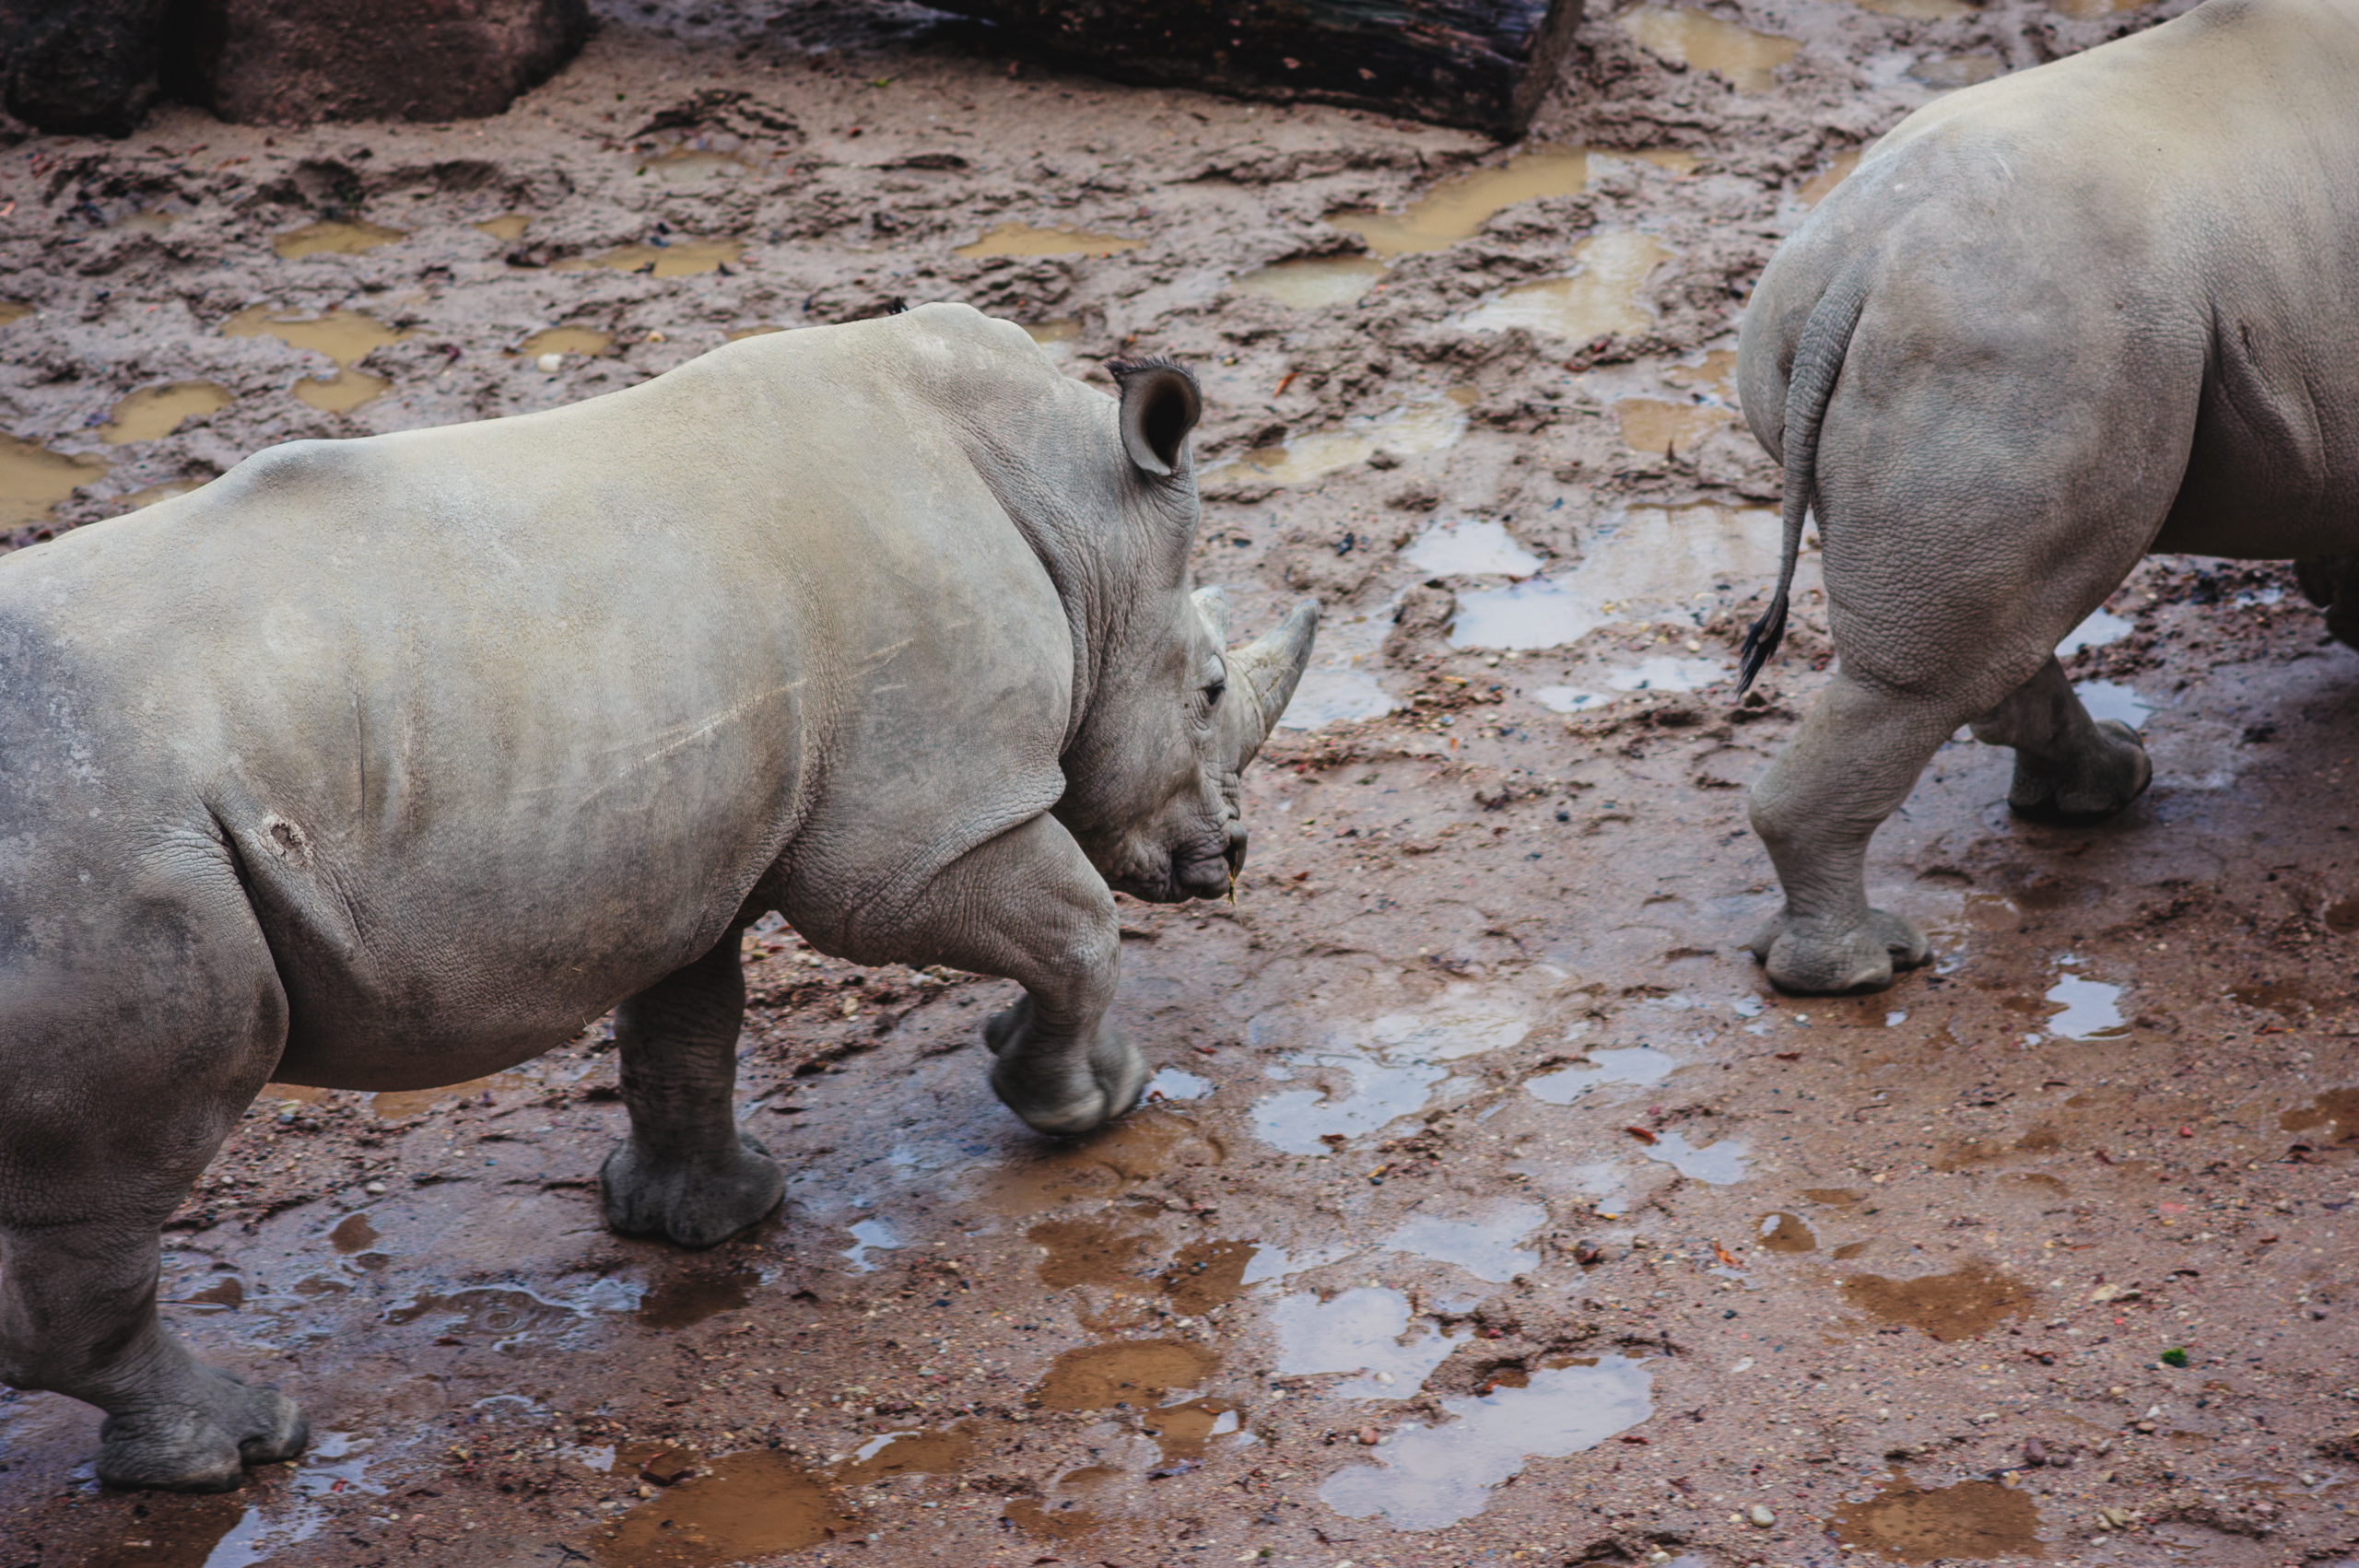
1738,274,1871,694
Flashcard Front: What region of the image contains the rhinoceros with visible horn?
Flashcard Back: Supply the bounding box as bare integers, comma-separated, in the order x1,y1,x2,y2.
0,302,1316,1490
1732,0,2359,993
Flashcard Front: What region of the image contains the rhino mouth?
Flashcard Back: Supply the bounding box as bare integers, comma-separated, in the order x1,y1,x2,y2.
1121,828,1244,904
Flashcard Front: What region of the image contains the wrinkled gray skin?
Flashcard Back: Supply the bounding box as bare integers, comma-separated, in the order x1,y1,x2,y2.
1733,0,2359,993
0,302,1316,1490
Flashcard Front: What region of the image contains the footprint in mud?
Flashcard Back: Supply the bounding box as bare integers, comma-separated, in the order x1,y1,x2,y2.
594,1449,851,1566
1031,1340,1217,1411
1829,1473,2042,1562
1839,1259,2034,1341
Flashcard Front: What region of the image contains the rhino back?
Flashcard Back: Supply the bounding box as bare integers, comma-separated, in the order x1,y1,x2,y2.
0,316,1076,1083
1740,0,2359,551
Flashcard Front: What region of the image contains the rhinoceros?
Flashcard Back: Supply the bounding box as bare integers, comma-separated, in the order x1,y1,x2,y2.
1731,0,2359,993
0,301,1316,1490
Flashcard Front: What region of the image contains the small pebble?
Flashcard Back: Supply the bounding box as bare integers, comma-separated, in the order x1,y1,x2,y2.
1356,1426,1380,1445
1749,1504,1776,1527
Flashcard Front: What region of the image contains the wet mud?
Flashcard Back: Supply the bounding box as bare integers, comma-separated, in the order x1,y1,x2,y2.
6,0,2359,1563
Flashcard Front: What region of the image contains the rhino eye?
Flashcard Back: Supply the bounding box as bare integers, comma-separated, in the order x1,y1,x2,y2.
1203,678,1225,705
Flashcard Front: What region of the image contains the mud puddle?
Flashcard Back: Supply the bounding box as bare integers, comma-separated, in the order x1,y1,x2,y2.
219,306,407,413
1618,5,1801,91
595,1448,850,1565
1830,1473,2044,1562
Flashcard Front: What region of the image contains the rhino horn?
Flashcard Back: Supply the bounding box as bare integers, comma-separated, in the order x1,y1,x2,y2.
1230,597,1320,758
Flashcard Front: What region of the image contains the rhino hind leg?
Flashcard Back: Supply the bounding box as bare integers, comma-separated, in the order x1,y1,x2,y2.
0,878,309,1490
1971,656,2153,825
599,936,784,1248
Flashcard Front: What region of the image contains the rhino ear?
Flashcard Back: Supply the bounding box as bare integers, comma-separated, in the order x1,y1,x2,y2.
1107,357,1202,478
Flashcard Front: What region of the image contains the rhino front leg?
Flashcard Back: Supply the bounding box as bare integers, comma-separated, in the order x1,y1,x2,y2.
1745,671,1952,994
1970,655,2152,825
600,935,784,1248
828,813,1139,1137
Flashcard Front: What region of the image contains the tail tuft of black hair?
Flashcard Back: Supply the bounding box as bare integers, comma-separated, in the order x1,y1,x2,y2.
1736,597,1788,695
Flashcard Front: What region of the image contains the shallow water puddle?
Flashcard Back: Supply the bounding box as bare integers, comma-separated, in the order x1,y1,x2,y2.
980,1107,1225,1214
595,1448,851,1565
1159,1238,1258,1313
1638,1129,1747,1184
1033,1340,1216,1410
1460,229,1673,343
1526,1045,1677,1103
1141,1398,1242,1461
1027,1216,1156,1288
1145,1064,1210,1101
841,1216,901,1272
518,325,615,359
1327,146,1694,257
1829,1473,2044,1562
637,1261,761,1328
1320,1354,1653,1529
272,219,408,260
0,432,108,530
475,213,532,242
2046,962,2127,1040
1209,390,1473,487
1452,504,1779,650
1368,984,1532,1059
1839,1259,2033,1340
1758,1211,1817,1253
557,239,745,277
1253,985,1527,1153
1616,394,1733,455
1276,609,1397,731
1617,5,1800,92
102,382,232,444
1271,1285,1465,1397
366,1071,524,1120
100,1431,383,1568
0,298,32,326
1609,654,1729,693
954,222,1139,259
1403,517,1541,578
1911,53,2004,88
838,1424,973,1481
1384,1202,1544,1281
1231,256,1387,309
383,1283,583,1346
220,305,408,414
2280,1088,2359,1148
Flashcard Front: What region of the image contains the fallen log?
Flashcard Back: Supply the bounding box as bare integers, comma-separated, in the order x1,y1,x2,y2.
929,0,1583,137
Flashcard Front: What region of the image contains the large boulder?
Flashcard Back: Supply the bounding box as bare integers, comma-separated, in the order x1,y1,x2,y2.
928,0,1584,136
164,0,590,125
0,0,172,136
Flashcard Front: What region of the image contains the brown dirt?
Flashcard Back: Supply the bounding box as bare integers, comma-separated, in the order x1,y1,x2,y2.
5,1,2359,1566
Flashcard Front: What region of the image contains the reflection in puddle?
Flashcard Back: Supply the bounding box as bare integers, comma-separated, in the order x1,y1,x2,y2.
102,382,232,445
1840,1259,2033,1340
638,1263,760,1328
1327,146,1694,257
382,1285,581,1346
1757,1211,1816,1253
1800,148,1861,206
1617,5,1800,92
2058,607,2133,654
1830,1473,2044,1561
272,219,407,260
1460,230,1673,343
366,1071,519,1120
2072,679,2155,731
595,1449,851,1565
955,222,1139,259
839,1425,972,1480
1232,257,1387,309
1033,1340,1215,1410
556,239,746,277
1208,391,1472,487
1615,395,1733,455
1608,654,1728,693
1385,1203,1543,1281
1451,504,1781,650
1404,518,1541,578
1638,1129,1747,1184
1277,611,1396,732
1272,1286,1466,1398
220,305,408,414
1369,986,1531,1059
0,432,108,530
2046,965,2127,1040
980,1109,1224,1214
1253,986,1523,1154
1146,1066,1210,1101
1320,1355,1653,1529
842,1217,901,1272
1526,1046,1677,1104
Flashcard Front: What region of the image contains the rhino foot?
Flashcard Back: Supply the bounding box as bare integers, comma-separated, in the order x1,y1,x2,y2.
96,1365,308,1492
1749,908,1931,995
601,1130,784,1249
984,997,1148,1137
2008,719,2152,826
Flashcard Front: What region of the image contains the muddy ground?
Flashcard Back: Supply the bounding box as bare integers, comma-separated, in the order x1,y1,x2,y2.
4,0,2358,1564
